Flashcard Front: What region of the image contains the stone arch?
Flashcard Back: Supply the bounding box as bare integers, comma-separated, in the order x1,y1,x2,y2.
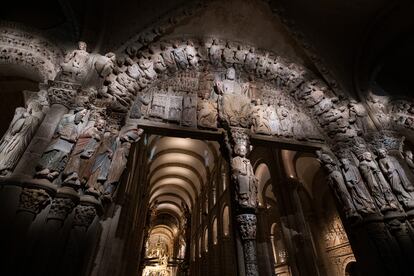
0,22,63,82
222,205,230,237
91,36,364,150
212,217,218,245
344,259,358,276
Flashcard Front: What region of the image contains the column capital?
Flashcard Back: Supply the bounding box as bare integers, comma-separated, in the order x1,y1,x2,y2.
47,80,80,108
236,213,257,240
18,187,51,215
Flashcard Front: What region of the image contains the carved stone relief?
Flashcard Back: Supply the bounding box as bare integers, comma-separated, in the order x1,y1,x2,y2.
47,197,77,221
58,41,93,83
0,23,62,81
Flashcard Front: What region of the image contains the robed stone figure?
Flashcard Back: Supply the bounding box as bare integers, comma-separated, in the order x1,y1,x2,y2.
0,102,43,175
85,130,117,195
377,148,414,209
318,152,358,219
62,118,105,187
358,152,399,212
36,108,88,180
215,67,250,127
340,158,376,214
231,141,257,209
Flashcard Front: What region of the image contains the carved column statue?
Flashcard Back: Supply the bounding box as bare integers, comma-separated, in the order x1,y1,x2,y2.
35,107,88,181
0,91,48,176
102,124,143,201
339,158,377,215
358,151,399,213
377,148,414,210
317,151,359,220
230,128,259,276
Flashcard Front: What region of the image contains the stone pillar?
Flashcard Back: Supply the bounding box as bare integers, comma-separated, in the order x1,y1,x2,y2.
0,80,82,275
229,128,259,276
57,195,101,276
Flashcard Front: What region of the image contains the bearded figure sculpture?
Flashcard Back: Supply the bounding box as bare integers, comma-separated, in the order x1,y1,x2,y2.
215,67,251,127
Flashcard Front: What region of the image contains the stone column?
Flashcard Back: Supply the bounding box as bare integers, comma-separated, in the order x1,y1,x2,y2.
56,195,101,276
229,128,259,276
236,213,258,276
0,80,83,275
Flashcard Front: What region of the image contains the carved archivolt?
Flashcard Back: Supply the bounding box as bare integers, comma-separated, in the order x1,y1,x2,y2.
0,22,63,81
96,37,367,146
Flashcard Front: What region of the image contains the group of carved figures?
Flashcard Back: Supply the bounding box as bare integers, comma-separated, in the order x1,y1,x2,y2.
34,105,142,200
54,38,378,148
318,147,414,220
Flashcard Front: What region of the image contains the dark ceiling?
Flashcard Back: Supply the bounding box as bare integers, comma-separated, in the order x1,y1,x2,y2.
1,0,413,98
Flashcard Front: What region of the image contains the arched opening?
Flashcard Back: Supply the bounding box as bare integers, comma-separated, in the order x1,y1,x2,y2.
345,261,361,276
212,218,218,245
222,206,230,238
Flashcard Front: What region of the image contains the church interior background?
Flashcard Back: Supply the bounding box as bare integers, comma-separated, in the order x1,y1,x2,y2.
0,0,413,275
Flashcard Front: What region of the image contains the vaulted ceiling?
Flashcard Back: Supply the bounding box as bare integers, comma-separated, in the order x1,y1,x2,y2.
146,136,219,240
